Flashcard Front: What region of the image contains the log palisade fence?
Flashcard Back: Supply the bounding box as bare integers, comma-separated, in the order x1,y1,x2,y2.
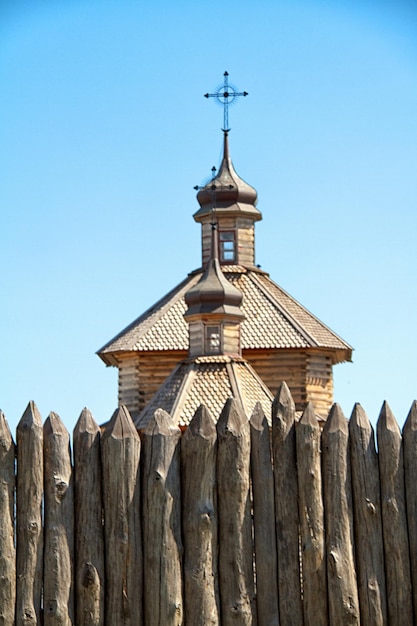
1,383,417,626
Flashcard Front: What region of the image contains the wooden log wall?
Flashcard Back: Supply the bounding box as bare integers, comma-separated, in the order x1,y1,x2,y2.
1,390,417,625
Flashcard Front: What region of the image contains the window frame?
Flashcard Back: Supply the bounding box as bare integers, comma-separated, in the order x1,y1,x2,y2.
205,324,222,355
218,230,236,264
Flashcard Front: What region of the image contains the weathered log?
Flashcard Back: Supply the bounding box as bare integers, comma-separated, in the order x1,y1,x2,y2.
0,410,16,626
377,401,413,625
181,405,220,626
250,402,279,626
16,401,43,626
216,398,256,625
349,403,387,626
295,402,327,626
142,408,183,626
272,382,303,625
43,411,74,626
403,400,417,622
101,406,142,626
73,408,105,626
322,403,359,625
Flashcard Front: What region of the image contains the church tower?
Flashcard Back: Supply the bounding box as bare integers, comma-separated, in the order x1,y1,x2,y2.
194,130,261,269
97,74,352,423
135,220,273,428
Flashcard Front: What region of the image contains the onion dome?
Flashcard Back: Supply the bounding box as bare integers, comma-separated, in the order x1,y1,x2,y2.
184,223,244,320
193,131,261,223
184,256,244,319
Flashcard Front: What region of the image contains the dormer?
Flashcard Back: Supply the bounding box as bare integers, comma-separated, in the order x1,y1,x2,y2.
193,131,262,268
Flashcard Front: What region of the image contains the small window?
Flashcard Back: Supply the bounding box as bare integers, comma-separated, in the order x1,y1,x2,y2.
205,325,221,354
219,231,236,263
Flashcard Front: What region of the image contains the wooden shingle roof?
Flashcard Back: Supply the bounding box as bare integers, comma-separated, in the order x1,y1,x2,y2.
98,266,352,364
134,355,273,429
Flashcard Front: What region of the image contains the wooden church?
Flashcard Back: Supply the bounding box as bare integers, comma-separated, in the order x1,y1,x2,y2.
97,90,352,426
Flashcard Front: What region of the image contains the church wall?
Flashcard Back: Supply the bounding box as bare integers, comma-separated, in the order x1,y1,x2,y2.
136,351,188,414
305,353,334,417
243,349,308,410
223,322,241,355
118,349,334,419
118,357,141,415
243,349,334,417
188,321,204,357
236,218,255,266
201,218,255,266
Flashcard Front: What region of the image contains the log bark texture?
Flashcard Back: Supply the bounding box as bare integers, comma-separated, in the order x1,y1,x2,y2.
349,403,387,626
142,408,183,626
322,403,360,625
74,408,105,626
272,382,303,626
16,401,43,626
43,412,74,626
403,400,417,622
295,403,327,626
217,398,256,625
0,410,16,626
181,405,220,626
101,406,143,626
250,402,279,626
377,401,413,625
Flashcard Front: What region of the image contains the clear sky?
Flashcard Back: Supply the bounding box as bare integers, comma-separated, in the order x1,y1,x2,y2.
1,0,416,436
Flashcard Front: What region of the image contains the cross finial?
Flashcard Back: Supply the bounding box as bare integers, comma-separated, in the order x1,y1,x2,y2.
204,71,248,131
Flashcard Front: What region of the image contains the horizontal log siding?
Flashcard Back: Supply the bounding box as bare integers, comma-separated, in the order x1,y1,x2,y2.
188,322,204,358
222,322,240,355
119,353,187,416
201,218,255,267
119,349,333,419
244,349,334,417
137,352,187,412
305,354,333,417
244,349,307,410
236,219,255,266
118,358,141,416
201,222,212,268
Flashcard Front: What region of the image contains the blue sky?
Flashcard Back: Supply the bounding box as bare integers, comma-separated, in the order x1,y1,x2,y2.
1,0,416,435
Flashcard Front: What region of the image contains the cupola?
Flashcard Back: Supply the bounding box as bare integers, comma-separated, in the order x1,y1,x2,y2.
193,131,262,268
184,221,244,358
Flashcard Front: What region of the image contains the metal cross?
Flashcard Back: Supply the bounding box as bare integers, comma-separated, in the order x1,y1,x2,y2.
204,71,248,131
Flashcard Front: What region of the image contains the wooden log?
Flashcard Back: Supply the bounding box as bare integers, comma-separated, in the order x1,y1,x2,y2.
216,397,256,626
0,410,16,626
349,403,387,626
101,406,143,626
250,402,279,626
73,408,105,626
181,405,220,626
43,412,74,626
16,401,43,626
377,401,413,625
403,400,417,622
295,402,327,626
271,382,303,625
142,408,183,626
322,403,360,625
217,398,256,626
